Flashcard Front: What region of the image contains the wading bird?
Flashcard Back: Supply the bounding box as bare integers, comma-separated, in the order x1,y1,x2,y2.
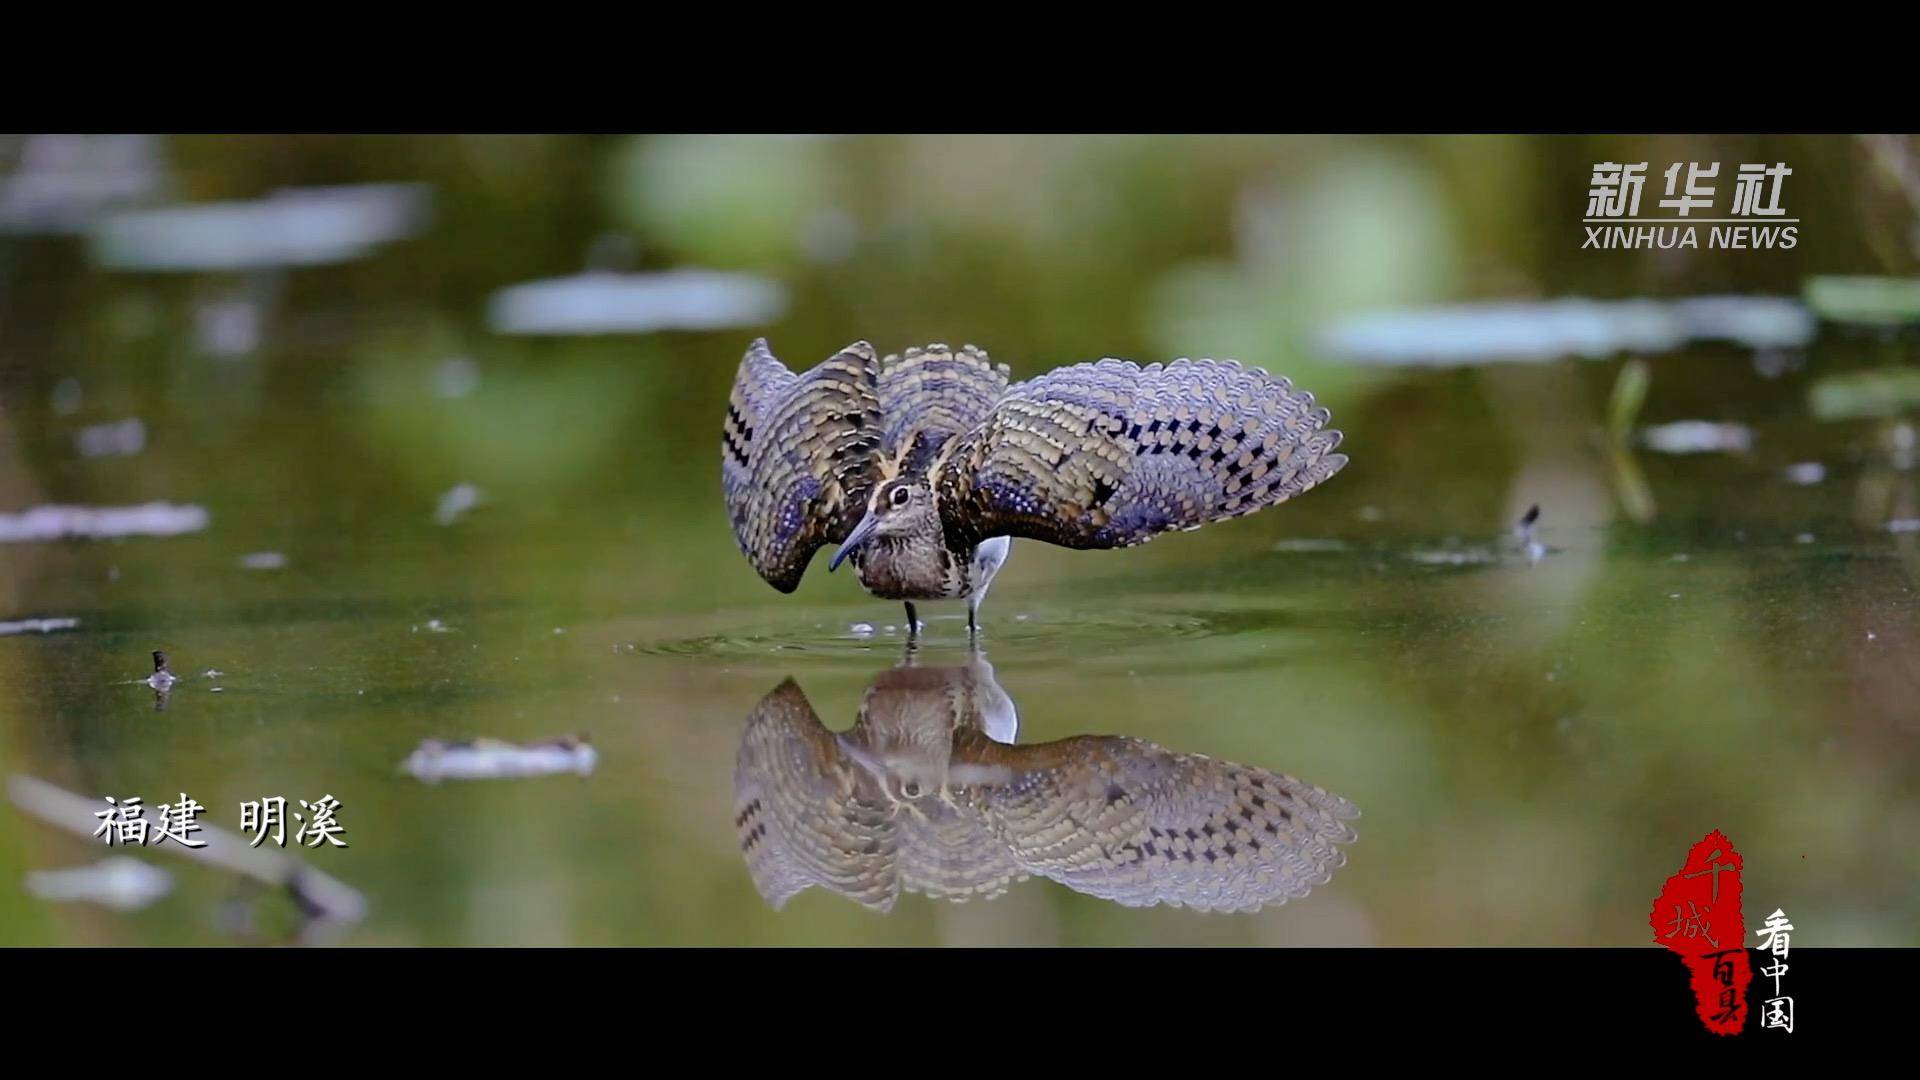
721,340,1348,635
732,659,1360,913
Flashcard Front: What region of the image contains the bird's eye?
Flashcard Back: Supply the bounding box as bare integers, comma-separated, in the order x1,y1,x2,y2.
902,781,921,797
889,487,910,507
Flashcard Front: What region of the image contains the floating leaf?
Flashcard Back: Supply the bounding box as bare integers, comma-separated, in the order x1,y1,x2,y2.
1809,368,1920,420
1804,276,1920,326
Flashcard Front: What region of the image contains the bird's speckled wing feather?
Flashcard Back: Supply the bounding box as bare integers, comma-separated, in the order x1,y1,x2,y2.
877,343,1010,475
935,358,1346,550
893,805,1028,904
961,732,1359,913
732,680,900,912
721,339,883,592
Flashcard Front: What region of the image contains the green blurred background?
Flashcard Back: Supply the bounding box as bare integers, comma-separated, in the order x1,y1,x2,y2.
1,134,1916,945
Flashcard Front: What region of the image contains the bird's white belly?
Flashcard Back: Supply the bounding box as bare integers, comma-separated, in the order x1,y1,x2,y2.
970,536,1011,602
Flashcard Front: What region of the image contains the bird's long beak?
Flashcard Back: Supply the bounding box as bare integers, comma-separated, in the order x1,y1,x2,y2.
829,512,880,572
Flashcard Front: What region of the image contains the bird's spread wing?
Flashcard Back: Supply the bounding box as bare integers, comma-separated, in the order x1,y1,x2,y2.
877,343,1010,474
962,732,1359,913
732,680,900,912
935,358,1346,550
721,339,883,592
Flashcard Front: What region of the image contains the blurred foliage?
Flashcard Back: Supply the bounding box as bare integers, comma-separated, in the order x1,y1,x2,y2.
607,135,838,268
1608,358,1653,443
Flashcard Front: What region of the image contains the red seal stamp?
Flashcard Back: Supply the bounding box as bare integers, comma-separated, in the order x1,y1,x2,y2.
1651,830,1750,1036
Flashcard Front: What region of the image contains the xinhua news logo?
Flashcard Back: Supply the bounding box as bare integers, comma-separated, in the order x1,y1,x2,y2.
1584,162,1798,250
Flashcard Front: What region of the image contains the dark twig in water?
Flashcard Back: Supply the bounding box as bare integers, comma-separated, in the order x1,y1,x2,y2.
146,650,178,710
1514,504,1546,566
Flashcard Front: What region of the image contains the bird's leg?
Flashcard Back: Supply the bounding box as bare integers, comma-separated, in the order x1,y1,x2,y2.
967,600,978,639
904,601,919,638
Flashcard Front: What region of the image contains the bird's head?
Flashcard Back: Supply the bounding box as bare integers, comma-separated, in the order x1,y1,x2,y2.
829,478,938,571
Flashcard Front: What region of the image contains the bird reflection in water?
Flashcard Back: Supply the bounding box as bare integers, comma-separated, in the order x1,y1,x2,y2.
732,656,1359,914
